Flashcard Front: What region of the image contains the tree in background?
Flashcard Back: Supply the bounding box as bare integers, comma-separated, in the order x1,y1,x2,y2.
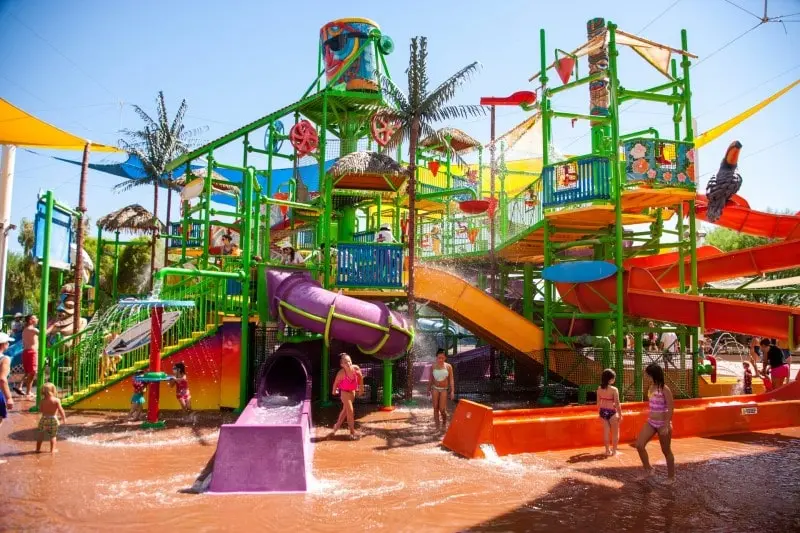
704,221,799,307
116,91,204,288
373,36,485,399
3,218,154,314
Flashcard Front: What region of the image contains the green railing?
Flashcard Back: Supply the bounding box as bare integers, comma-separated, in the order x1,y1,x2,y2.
49,276,224,405
416,179,543,260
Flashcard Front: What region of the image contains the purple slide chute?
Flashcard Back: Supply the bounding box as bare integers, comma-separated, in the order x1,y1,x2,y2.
267,268,413,358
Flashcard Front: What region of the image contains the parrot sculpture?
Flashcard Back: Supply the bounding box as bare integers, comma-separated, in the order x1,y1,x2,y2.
705,140,742,223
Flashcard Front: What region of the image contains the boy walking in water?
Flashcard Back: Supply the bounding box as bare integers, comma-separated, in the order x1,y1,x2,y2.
36,383,66,454
21,315,39,399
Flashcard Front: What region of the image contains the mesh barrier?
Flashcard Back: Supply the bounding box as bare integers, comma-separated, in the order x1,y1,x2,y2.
250,324,279,398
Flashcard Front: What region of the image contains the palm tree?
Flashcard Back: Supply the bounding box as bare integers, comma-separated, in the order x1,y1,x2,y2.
374,36,485,400
116,91,203,288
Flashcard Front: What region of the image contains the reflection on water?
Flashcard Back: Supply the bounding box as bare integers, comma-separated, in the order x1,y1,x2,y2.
1,404,799,532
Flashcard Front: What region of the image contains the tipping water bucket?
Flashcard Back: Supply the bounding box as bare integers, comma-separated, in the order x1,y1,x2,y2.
320,18,380,91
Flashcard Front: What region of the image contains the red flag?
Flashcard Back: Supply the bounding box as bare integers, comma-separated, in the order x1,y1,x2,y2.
427,160,440,176
555,56,575,85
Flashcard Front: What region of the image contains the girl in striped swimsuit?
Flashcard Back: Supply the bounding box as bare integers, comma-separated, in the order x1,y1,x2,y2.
636,363,675,482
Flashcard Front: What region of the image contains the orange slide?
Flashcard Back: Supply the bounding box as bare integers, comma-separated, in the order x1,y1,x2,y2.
626,239,800,290
693,194,800,240
443,380,800,458
557,267,800,345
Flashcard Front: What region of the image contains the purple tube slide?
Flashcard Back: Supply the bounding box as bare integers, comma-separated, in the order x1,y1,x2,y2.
267,269,412,359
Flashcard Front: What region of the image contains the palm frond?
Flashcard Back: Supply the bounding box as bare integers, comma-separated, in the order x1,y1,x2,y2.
170,99,188,140
156,91,170,136
420,61,482,115
407,37,422,110
130,104,156,130
424,104,487,124
378,74,410,111
418,36,429,100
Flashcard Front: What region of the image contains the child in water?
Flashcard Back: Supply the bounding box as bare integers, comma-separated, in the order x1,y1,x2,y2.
36,383,66,454
129,370,147,421
168,362,192,419
742,362,753,394
636,363,675,482
596,368,622,456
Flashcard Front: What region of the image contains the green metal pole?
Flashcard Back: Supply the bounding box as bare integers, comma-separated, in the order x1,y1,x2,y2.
35,191,54,411
319,93,332,406
539,27,553,398
112,231,120,301
683,29,700,397
523,263,534,321
238,167,254,410
543,221,552,387
608,22,625,389
680,30,694,141
93,226,102,297
634,331,643,400
181,199,188,262
381,359,394,410
204,154,214,268
677,204,686,293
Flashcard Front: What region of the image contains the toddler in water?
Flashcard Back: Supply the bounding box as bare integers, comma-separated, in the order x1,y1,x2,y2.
596,368,622,456
36,383,66,454
168,362,192,418
129,370,147,421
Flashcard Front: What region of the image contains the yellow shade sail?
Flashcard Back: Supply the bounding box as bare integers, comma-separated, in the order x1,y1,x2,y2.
695,78,800,149
0,98,121,152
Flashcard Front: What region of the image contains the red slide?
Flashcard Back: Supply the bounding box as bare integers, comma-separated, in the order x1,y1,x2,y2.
556,267,800,345
623,195,800,289
625,239,800,289
693,194,800,240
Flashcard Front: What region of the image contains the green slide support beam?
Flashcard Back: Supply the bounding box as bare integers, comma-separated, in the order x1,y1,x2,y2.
381,359,394,410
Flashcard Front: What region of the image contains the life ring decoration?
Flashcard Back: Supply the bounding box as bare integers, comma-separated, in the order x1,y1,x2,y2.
370,114,400,147
263,120,285,154
289,120,319,158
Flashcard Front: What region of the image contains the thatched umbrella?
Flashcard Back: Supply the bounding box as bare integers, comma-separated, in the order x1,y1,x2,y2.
97,204,164,234
420,127,481,154
97,204,163,297
172,168,240,193
329,151,407,192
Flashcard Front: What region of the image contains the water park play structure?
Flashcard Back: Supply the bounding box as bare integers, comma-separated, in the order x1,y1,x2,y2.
7,15,800,486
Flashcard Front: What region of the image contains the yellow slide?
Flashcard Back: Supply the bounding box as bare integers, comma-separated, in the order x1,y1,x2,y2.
415,265,605,385
415,264,543,356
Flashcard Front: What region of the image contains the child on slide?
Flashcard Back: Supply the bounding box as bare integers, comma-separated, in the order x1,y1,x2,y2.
596,368,622,456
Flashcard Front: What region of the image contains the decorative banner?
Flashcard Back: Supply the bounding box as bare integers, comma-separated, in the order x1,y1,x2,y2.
427,160,440,176
555,56,576,85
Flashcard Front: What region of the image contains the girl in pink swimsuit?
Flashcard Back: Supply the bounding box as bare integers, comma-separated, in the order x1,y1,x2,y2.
169,362,192,418
328,353,363,440
636,363,675,482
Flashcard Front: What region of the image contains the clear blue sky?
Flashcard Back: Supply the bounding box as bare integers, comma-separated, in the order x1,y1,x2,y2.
1,0,798,252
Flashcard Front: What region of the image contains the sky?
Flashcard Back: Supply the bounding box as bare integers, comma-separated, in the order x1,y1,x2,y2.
1,0,799,253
